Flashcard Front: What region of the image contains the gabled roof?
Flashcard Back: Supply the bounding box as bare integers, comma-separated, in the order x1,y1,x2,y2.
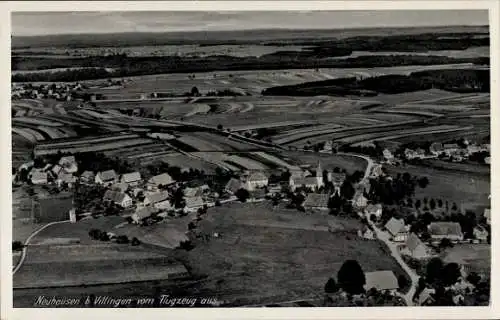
293,176,318,186
224,178,242,194
51,164,63,175
184,187,204,198
428,222,463,237
103,190,130,203
303,193,329,208
429,142,444,152
145,191,170,204
134,206,158,220
111,182,129,193
58,172,76,183
366,203,382,213
185,196,204,208
98,169,117,181
59,155,76,164
406,233,427,251
364,270,398,291
418,288,435,305
247,171,268,182
122,171,141,183
484,208,490,220
31,170,48,181
384,217,405,236
80,170,95,178
443,143,459,149
148,173,175,186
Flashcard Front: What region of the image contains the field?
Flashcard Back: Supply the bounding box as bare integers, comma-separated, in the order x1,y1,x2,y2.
174,202,408,305
384,164,490,213
279,151,367,174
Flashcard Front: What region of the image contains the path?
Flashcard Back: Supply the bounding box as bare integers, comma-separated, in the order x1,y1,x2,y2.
13,220,70,275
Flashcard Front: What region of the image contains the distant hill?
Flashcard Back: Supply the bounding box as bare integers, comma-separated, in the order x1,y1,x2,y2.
11,25,489,49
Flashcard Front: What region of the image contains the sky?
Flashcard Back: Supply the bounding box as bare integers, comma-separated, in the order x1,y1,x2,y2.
11,10,489,36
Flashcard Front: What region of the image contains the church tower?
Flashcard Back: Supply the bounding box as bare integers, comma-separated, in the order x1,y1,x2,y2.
316,161,324,187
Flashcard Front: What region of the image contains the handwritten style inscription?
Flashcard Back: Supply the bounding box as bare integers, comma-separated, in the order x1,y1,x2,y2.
34,295,221,307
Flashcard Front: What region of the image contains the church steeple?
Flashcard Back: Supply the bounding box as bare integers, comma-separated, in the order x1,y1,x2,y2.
316,161,322,177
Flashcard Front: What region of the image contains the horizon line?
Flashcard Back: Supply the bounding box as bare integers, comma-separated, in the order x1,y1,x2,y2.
11,24,490,38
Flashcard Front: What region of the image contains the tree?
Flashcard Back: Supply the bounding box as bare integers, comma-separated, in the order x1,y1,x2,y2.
131,237,141,246
439,238,453,250
441,263,461,286
415,199,421,210
437,199,443,208
340,180,355,200
190,86,200,96
235,188,250,203
426,257,444,284
398,275,409,291
99,231,110,241
116,235,129,244
337,260,366,295
324,278,338,293
466,272,481,286
12,241,24,251
217,124,223,130
88,229,101,240
370,214,377,223
418,177,429,189
451,202,458,211
429,198,436,210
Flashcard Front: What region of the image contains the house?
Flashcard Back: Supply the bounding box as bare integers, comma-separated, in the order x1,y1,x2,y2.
484,157,491,165
56,172,76,188
443,244,490,278
323,140,333,152
364,270,399,293
248,189,267,202
354,194,368,209
303,193,329,211
370,164,385,178
80,171,95,184
148,173,175,190
144,191,171,210
383,148,394,161
443,143,459,155
95,169,118,186
429,142,444,156
132,206,158,224
103,190,133,208
428,222,464,242
121,171,142,187
111,182,129,193
243,171,269,191
473,226,488,243
483,208,491,225
58,155,78,173
405,233,431,259
184,185,208,198
384,217,408,242
266,184,282,196
358,225,375,240
365,204,383,220
30,170,48,185
51,164,64,177
184,196,205,213
466,144,481,155
417,288,436,306
224,178,242,195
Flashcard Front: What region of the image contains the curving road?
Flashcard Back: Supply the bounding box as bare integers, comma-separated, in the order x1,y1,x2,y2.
13,220,70,275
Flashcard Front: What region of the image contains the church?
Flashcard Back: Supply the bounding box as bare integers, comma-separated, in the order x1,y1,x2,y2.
289,161,324,191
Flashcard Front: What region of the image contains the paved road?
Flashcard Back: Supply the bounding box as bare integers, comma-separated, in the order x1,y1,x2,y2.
13,220,70,275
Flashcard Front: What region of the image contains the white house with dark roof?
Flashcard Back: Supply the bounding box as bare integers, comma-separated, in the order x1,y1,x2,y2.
147,172,175,190
184,196,205,213
428,222,464,242
303,193,329,211
58,155,78,173
224,178,242,195
384,217,408,242
483,208,491,225
404,233,431,259
95,169,118,186
365,203,383,220
144,191,171,210
364,270,399,293
56,172,76,188
473,225,488,243
243,171,269,191
30,170,48,185
103,189,133,208
132,206,159,224
121,171,142,187
79,170,95,184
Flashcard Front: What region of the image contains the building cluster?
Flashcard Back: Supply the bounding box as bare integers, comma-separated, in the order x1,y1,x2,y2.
402,141,490,163
11,82,84,101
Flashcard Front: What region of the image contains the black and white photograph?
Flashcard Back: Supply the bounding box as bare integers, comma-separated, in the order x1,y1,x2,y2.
4,2,497,316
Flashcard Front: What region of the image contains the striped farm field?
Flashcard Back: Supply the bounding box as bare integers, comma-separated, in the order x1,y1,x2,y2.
176,135,226,151
230,120,320,132
272,123,345,142
251,151,302,171
185,104,211,117
12,117,64,127
376,109,443,117
12,127,38,143
343,125,471,145
143,152,218,173
190,152,241,171
21,128,45,141
224,154,268,170
36,126,63,139
34,138,154,156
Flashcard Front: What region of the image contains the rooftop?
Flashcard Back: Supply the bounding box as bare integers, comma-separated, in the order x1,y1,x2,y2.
428,222,463,237
364,270,398,291
303,193,329,208
148,172,175,186
98,169,117,181
121,171,142,183
384,217,405,236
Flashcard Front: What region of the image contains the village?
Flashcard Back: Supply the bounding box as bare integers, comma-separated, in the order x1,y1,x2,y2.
12,145,491,306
